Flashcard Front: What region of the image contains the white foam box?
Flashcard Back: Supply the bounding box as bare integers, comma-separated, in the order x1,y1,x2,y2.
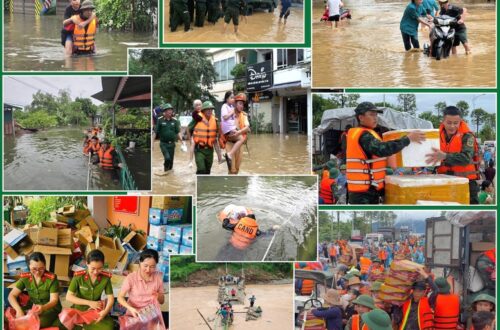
383,129,439,168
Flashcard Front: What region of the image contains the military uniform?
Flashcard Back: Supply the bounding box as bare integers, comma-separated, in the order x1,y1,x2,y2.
195,0,207,26
15,271,63,328
155,114,181,172
68,270,114,330
170,0,191,32
190,101,220,174
224,0,241,25
188,0,195,23
207,0,221,23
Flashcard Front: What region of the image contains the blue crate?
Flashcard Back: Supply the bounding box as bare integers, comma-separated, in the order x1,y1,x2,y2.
148,208,163,225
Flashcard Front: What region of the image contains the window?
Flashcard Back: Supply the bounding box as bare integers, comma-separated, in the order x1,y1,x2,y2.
297,49,305,63
277,49,287,69
214,57,236,81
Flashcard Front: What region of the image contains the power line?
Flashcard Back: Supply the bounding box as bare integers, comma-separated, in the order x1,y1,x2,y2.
7,76,56,95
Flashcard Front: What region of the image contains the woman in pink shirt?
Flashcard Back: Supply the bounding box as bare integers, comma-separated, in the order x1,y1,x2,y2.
117,249,166,328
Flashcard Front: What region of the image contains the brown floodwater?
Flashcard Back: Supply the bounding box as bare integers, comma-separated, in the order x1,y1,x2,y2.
170,284,294,329
163,2,304,43
312,0,496,88
152,133,310,195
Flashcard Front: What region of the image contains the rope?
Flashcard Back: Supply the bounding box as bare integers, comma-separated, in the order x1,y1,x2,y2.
261,206,299,261
86,154,92,190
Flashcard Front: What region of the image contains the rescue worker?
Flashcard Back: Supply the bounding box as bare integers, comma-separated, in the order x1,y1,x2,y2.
329,242,338,266
7,252,64,329
249,295,256,307
94,139,122,183
362,309,393,330
345,295,376,330
83,140,91,156
170,0,191,32
207,0,221,24
225,92,250,175
346,102,426,204
319,167,339,204
475,248,495,297
339,124,352,163
426,105,480,204
153,103,182,175
71,0,97,55
222,213,261,249
195,0,207,27
88,136,101,155
468,294,496,330
295,262,315,296
367,258,385,282
395,280,435,330
432,277,460,329
222,0,241,34
191,101,220,174
65,250,115,330
472,311,495,330
359,255,372,281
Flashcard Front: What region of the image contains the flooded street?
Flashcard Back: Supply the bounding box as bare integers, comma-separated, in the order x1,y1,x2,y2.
196,176,318,261
4,128,147,191
152,133,311,195
163,2,304,43
4,15,156,71
312,0,496,88
171,284,294,330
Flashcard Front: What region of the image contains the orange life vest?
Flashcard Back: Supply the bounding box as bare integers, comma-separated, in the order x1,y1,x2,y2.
300,266,315,295
72,15,97,52
378,249,387,260
434,293,460,329
319,177,336,204
329,245,337,257
483,248,495,263
193,115,217,148
399,297,434,330
236,111,248,140
98,146,115,170
83,144,91,155
351,315,369,330
346,127,387,192
360,257,372,275
229,217,258,250
437,121,479,180
89,142,101,153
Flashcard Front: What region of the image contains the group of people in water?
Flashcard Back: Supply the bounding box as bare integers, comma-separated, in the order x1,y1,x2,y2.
154,90,250,176
61,0,98,56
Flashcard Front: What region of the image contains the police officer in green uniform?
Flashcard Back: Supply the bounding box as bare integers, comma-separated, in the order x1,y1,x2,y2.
195,0,208,26
65,250,115,330
223,0,241,33
190,101,220,174
347,102,426,204
8,252,64,329
170,0,191,32
154,103,182,175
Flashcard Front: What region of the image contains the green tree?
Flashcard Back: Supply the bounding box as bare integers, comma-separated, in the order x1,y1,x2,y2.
434,101,447,121
455,100,470,120
470,108,489,135
418,111,441,128
312,94,338,128
95,0,156,32
330,94,360,108
397,94,417,116
18,111,58,129
479,125,496,142
75,97,97,123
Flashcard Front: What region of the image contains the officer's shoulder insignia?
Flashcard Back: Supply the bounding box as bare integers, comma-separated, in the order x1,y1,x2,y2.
100,271,113,278
466,136,474,147
20,272,32,278
74,270,87,277
44,272,56,280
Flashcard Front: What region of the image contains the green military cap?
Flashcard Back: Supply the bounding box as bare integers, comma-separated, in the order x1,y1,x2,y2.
326,160,337,169
473,294,496,306
329,168,340,179
354,102,384,115
340,164,347,170
371,257,381,263
161,103,174,110
347,268,361,277
80,0,95,10
361,309,392,330
434,277,451,294
352,294,376,310
202,101,215,111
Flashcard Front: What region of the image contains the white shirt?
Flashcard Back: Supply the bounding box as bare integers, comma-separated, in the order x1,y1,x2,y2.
328,0,341,16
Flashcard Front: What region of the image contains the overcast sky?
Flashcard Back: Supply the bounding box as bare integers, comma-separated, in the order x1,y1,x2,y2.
3,76,104,107
324,210,441,223
318,93,496,115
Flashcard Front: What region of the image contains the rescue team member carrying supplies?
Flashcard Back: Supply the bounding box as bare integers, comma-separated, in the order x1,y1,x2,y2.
425,106,481,204
346,102,426,204
70,0,98,55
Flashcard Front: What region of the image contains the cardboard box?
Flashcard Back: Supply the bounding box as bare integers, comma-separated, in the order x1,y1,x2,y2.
149,224,167,240
164,209,184,224
165,225,183,244
58,228,72,248
7,256,28,276
4,229,34,259
73,209,91,221
148,208,163,225
151,196,187,210
122,231,147,252
471,242,495,252
58,205,75,216
179,244,192,254
42,221,68,229
77,216,99,235
55,213,70,223
33,245,72,279
26,227,58,246
127,262,140,273
181,226,193,247
75,226,94,246
146,236,163,250
162,241,179,255
95,235,126,270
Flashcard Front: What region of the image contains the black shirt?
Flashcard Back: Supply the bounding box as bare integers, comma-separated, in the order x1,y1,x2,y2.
64,5,79,19
439,4,466,31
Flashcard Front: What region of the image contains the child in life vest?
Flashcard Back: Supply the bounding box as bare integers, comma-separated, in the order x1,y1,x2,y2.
220,91,245,169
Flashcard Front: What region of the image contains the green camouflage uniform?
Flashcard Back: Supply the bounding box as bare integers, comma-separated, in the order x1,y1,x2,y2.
348,130,410,204
68,270,114,330
189,118,220,175
207,0,221,23
475,253,495,297
195,0,207,26
155,116,181,171
170,0,191,32
439,132,479,204
224,0,240,25
15,271,63,328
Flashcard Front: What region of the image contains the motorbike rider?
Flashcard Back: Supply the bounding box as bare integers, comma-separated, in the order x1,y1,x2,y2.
437,0,471,54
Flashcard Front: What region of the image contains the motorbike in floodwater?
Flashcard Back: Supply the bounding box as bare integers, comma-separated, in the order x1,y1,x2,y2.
424,15,457,61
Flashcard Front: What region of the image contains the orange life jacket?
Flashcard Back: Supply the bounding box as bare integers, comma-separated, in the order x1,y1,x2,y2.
329,245,337,257
434,293,460,329
346,127,387,192
229,217,258,250
193,114,217,148
378,249,387,260
83,144,91,155
351,314,369,330
483,248,495,263
98,146,115,170
319,177,336,204
399,297,434,330
300,266,315,295
89,142,101,153
236,111,248,140
437,121,479,180
72,15,97,52
360,257,372,275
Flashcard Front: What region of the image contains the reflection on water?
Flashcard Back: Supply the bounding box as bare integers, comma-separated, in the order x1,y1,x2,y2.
4,127,150,191
4,14,155,71
152,133,311,195
197,176,318,261
312,0,496,87
163,1,304,43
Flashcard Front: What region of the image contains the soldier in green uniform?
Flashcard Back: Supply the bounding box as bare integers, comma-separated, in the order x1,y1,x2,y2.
346,102,426,204
8,252,64,329
154,103,182,175
170,0,191,32
223,0,241,33
189,101,220,174
195,0,208,27
65,250,115,330
207,0,221,24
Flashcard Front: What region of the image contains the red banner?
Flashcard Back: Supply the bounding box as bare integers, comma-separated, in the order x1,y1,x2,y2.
113,196,140,214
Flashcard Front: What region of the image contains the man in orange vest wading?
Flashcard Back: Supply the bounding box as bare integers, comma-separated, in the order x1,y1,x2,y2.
425,105,481,204
345,294,375,330
94,139,122,183
346,102,426,204
190,101,220,174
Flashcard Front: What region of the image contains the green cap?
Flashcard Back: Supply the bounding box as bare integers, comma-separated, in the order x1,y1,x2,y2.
361,309,392,330
371,257,381,263
354,102,384,115
326,160,337,169
329,168,340,179
352,295,376,310
434,277,451,294
340,164,346,170
80,0,95,10
161,103,173,110
347,268,361,277
473,294,496,306
202,101,215,111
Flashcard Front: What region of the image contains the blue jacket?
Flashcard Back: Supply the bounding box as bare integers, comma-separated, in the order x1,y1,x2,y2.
400,2,426,36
